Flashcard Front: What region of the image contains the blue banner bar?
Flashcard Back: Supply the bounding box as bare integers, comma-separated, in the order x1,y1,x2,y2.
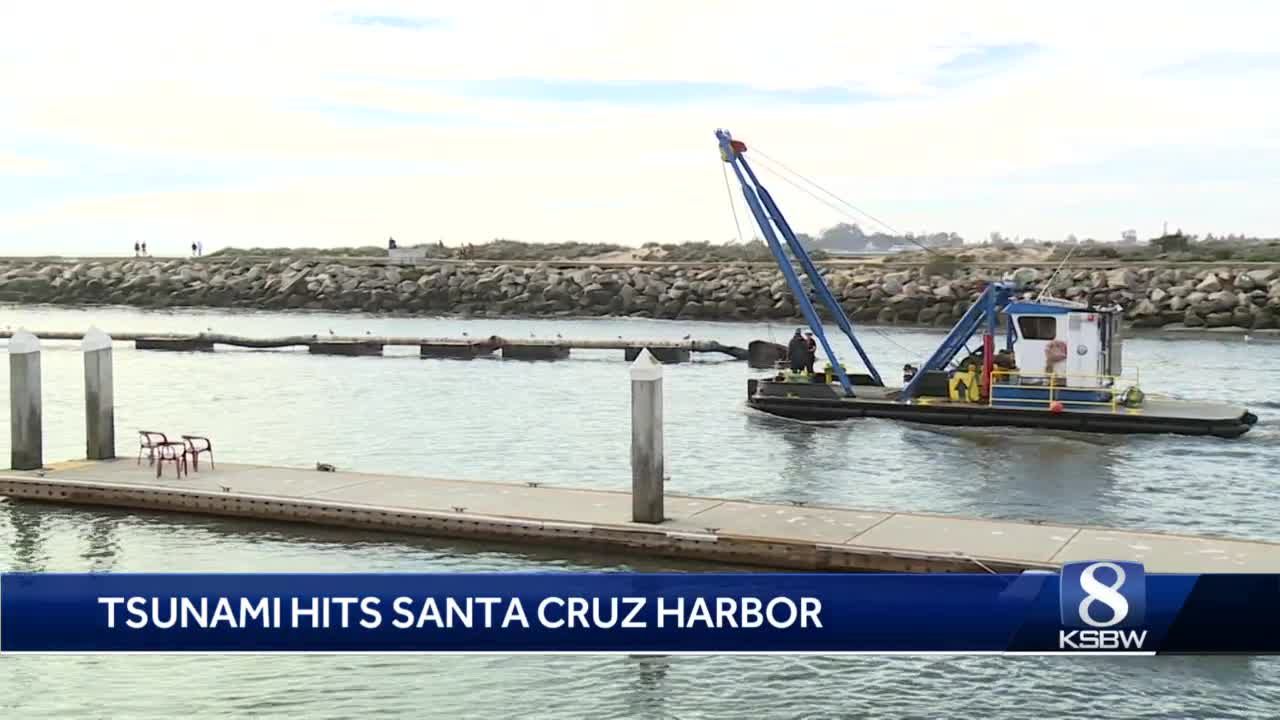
0,567,1265,654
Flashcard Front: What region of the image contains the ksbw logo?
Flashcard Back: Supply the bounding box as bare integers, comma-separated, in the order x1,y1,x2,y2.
1058,561,1148,650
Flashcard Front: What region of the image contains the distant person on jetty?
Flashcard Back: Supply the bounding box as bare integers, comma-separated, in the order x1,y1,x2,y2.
197,241,203,256
133,242,140,257
141,242,148,256
388,237,397,250
787,329,810,373
191,242,197,256
804,331,817,374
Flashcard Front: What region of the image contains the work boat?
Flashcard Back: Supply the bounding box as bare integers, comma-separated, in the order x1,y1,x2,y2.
715,129,1258,438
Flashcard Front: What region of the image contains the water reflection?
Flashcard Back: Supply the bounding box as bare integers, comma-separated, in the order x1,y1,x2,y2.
624,656,672,718
5,499,48,571
80,515,120,571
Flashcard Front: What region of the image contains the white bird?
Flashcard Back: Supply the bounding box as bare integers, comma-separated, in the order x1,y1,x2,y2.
1244,334,1252,343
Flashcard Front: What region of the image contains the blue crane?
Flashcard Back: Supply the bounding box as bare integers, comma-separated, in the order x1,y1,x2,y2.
718,129,1019,404
716,129,882,397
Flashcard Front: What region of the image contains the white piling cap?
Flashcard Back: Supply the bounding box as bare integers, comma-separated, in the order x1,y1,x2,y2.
81,326,113,352
8,329,40,354
629,348,663,381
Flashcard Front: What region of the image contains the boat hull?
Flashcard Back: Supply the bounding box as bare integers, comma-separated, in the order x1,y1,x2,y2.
747,379,1257,439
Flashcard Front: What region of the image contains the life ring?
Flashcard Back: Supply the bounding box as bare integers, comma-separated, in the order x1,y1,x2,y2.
1045,340,1068,363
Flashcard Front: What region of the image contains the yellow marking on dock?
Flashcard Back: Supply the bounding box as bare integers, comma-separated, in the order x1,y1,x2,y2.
44,459,96,471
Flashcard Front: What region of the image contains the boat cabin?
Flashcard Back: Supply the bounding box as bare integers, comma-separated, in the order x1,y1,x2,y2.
1004,299,1123,388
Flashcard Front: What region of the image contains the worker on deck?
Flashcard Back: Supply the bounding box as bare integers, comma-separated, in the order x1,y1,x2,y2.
803,331,817,374
787,329,810,373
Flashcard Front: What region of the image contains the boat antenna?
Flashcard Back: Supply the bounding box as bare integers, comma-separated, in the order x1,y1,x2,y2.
1036,243,1077,302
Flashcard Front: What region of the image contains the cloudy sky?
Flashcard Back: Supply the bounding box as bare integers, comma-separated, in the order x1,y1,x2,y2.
1,0,1277,255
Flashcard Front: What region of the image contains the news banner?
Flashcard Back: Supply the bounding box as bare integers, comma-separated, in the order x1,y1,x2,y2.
1,562,1278,654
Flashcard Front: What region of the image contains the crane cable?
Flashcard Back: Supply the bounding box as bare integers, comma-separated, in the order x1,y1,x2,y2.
720,161,746,246
741,151,933,359
750,148,943,258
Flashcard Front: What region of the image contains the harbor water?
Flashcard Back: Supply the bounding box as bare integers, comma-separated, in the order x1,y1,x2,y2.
1,304,1278,718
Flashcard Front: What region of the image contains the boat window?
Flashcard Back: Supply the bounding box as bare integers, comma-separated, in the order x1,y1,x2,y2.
1017,316,1057,340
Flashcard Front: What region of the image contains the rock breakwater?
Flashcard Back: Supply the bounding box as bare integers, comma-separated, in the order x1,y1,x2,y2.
1,258,1279,330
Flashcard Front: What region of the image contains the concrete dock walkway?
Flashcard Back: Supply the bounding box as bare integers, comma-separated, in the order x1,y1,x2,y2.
3,459,1278,573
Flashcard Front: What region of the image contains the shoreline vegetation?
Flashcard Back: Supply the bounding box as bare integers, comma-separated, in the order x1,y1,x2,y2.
195,232,1280,265
2,239,1278,334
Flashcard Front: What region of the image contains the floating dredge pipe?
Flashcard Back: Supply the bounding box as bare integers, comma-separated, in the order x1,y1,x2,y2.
0,330,750,360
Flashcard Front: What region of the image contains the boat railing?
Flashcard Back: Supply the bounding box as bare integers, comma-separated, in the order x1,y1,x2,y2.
989,370,1125,411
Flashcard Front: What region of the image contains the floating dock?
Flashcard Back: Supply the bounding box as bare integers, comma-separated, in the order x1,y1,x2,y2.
4,460,1278,573
0,330,748,363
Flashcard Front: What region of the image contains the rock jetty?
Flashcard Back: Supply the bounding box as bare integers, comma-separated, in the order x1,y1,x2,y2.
1,258,1278,330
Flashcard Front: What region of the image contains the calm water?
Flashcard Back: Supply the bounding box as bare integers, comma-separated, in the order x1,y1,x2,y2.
0,304,1278,718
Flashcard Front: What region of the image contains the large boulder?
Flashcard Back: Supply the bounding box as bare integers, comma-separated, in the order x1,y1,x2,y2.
1106,268,1136,289
1232,307,1255,328
1130,299,1158,317
1208,290,1238,312
1205,311,1234,328
1247,268,1277,285
1010,267,1040,287
1195,275,1222,293
881,271,911,295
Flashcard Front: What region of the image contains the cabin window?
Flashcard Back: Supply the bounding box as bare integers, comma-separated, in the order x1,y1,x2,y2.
1017,316,1057,340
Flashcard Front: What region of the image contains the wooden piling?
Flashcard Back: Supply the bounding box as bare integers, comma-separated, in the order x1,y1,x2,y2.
8,330,42,470
82,327,115,460
630,349,664,523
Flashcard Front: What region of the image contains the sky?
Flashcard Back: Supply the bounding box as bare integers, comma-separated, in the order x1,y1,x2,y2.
1,0,1278,255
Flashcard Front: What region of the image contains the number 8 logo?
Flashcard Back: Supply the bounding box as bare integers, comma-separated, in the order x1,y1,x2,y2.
1078,561,1130,628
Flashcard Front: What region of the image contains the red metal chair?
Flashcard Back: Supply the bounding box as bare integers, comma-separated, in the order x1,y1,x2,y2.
182,435,214,471
155,441,187,478
138,431,169,466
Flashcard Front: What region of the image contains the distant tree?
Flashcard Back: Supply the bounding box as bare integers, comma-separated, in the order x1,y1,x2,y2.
815,222,868,251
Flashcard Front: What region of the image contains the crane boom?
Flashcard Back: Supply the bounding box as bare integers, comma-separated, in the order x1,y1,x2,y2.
716,129,883,396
